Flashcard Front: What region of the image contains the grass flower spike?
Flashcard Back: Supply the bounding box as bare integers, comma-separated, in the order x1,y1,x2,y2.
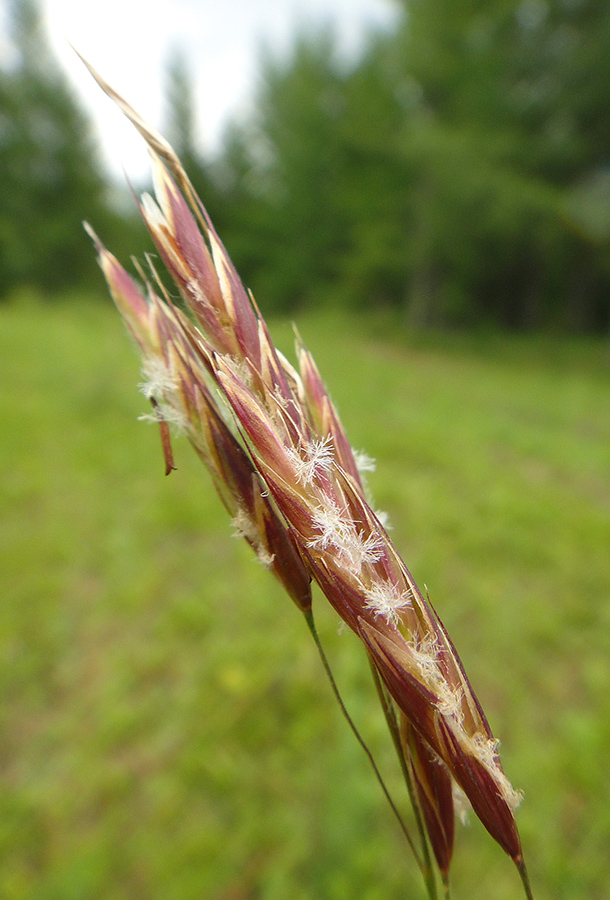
82,55,533,900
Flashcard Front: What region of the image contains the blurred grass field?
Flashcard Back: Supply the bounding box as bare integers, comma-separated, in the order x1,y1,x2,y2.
1,297,609,900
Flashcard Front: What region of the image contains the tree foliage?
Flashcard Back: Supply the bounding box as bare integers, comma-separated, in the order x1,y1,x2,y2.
0,0,118,298
218,1,610,331
163,49,223,225
2,0,610,330
388,0,610,329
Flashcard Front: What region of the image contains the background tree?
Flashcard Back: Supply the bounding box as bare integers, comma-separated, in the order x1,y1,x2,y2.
215,28,411,315
217,0,610,331
5,0,608,331
387,0,610,329
0,0,116,299
240,29,350,311
163,49,223,227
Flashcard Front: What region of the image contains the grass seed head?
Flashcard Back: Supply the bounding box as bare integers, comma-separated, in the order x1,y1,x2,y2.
85,62,528,885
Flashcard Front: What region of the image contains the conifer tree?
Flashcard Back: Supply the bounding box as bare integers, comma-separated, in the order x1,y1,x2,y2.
0,0,112,297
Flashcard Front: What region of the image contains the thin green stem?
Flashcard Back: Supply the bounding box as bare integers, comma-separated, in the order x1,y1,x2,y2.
517,857,535,900
442,874,451,900
368,660,439,900
303,611,423,873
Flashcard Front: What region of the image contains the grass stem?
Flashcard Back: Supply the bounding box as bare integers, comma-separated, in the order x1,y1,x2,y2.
303,611,427,880
517,857,535,900
369,660,439,900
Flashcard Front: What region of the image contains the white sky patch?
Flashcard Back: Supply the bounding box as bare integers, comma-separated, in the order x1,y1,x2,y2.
38,0,398,183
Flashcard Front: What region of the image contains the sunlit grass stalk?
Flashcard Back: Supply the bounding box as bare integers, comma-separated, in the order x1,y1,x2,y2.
80,53,533,899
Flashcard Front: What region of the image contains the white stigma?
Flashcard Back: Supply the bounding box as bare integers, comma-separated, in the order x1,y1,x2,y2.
364,581,413,627
139,357,177,401
138,359,188,433
231,507,275,568
289,436,335,485
353,450,376,473
465,733,524,813
308,502,385,574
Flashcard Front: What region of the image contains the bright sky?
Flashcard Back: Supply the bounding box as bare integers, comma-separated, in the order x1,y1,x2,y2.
35,0,397,182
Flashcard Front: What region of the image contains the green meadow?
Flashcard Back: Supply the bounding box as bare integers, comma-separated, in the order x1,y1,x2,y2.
2,298,609,900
